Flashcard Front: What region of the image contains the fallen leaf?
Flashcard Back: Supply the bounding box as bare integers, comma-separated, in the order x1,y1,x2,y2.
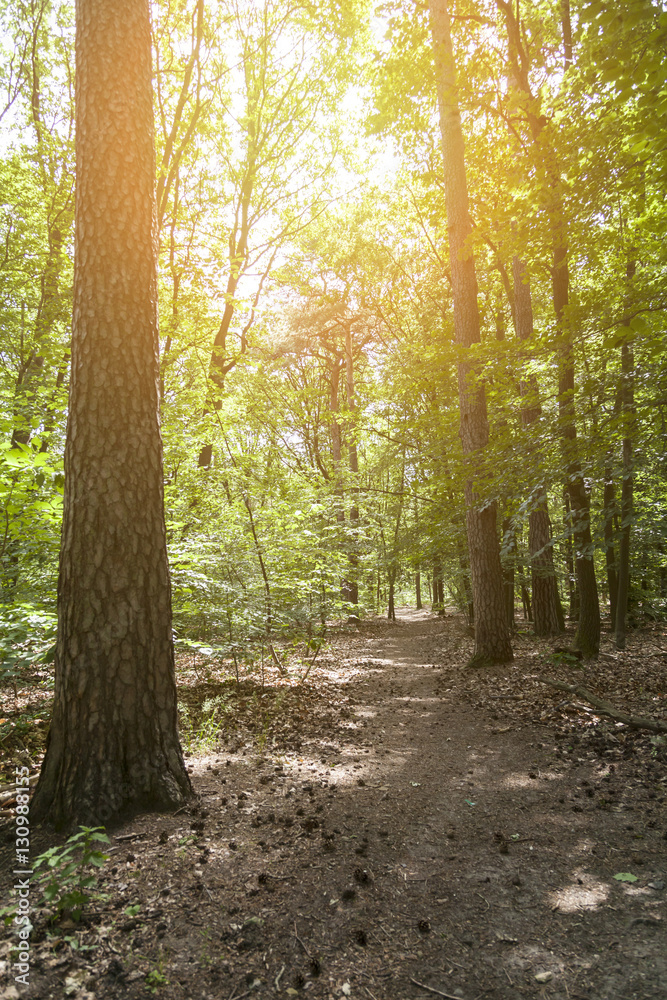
535,971,553,983
613,873,638,882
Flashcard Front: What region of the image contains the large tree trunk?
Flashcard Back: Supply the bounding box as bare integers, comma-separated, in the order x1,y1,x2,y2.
32,0,192,829
430,0,512,664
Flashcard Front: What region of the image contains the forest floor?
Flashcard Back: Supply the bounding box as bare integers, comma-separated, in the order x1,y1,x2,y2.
1,607,666,1000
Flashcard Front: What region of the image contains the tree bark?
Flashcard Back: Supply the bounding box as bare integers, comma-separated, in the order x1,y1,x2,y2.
415,570,422,610
529,493,565,634
32,0,192,829
429,0,512,664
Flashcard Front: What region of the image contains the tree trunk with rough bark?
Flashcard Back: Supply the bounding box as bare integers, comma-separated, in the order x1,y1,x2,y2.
529,494,565,635
32,0,192,829
430,0,512,664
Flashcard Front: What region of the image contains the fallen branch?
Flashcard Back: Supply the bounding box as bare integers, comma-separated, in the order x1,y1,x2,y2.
0,772,40,807
539,677,667,734
0,772,39,797
269,643,287,674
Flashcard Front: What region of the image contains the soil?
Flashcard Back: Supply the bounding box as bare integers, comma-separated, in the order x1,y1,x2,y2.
1,607,666,1000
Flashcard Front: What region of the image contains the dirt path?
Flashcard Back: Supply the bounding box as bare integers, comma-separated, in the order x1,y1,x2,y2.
1,609,666,999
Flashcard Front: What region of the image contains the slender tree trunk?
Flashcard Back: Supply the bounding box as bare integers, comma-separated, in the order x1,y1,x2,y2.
563,492,579,621
615,261,636,649
344,323,359,611
415,570,422,610
502,518,515,630
429,0,512,664
557,279,600,655
433,558,443,614
499,0,599,655
516,559,532,621
11,228,65,448
603,466,618,629
513,255,564,634
197,47,260,468
329,355,351,608
242,491,272,633
387,569,396,622
32,0,192,829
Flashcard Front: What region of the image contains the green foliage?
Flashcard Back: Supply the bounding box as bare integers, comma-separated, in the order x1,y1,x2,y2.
0,0,666,672
0,601,56,695
178,693,233,753
32,826,110,922
145,968,170,993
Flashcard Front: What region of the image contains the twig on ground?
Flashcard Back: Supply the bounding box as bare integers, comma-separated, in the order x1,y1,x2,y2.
298,642,323,685
409,979,466,1000
294,919,312,957
539,676,667,734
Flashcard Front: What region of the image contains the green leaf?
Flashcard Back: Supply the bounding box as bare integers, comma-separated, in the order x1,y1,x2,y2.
613,872,638,882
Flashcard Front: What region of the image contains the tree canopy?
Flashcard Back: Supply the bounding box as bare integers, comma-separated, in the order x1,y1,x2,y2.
2,0,667,698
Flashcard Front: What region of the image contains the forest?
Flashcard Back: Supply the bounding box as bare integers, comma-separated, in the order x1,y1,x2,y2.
1,0,667,670
1,0,666,676
1,1,666,998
